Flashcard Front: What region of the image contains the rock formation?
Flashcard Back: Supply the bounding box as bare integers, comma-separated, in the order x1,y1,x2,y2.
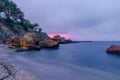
52,35,72,44
20,33,41,50
107,45,120,54
20,33,36,47
5,32,60,51
39,40,59,48
36,32,50,41
4,36,21,49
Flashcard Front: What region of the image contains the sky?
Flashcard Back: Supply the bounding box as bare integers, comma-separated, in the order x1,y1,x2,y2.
12,0,120,41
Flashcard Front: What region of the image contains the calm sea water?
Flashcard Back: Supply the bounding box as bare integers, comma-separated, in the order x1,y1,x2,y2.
6,41,120,80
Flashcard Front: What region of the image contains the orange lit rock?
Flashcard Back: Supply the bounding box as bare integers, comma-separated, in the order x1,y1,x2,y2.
19,33,41,50
20,33,36,48
39,40,59,48
107,45,120,53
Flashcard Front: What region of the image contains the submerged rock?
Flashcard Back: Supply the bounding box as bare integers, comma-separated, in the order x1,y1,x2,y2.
107,45,120,54
39,40,59,48
15,47,29,52
29,45,41,50
15,45,41,52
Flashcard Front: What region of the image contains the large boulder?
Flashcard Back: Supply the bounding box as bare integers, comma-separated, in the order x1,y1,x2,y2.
36,32,50,41
107,45,120,54
39,40,59,48
20,33,36,48
20,33,41,50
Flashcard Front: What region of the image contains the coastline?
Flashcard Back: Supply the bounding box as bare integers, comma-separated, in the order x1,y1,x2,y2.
0,44,40,80
0,42,120,80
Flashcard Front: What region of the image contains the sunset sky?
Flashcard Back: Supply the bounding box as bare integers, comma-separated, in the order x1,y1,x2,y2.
13,0,120,41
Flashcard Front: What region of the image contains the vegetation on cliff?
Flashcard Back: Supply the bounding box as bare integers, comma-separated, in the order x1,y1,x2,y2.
0,0,74,50
0,0,39,39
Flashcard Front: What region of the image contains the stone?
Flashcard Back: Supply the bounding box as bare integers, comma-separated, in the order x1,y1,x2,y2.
20,33,36,48
36,32,50,41
7,36,21,47
19,33,41,50
107,45,120,54
29,45,41,50
15,47,29,52
39,40,59,48
4,38,12,44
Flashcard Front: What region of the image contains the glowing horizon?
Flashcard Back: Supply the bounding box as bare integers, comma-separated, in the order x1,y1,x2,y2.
12,0,120,41
48,33,72,39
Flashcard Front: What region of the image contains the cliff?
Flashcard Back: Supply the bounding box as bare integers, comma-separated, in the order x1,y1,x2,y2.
0,20,30,42
0,0,42,42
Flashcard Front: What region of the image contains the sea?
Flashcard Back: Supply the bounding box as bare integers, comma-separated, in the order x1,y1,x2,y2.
5,41,120,80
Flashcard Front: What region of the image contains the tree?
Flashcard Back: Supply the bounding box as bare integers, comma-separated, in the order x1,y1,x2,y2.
0,0,39,30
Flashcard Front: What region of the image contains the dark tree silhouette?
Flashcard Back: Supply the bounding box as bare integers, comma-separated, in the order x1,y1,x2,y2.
0,0,39,31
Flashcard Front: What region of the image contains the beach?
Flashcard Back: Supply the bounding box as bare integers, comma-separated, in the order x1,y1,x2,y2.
0,44,40,80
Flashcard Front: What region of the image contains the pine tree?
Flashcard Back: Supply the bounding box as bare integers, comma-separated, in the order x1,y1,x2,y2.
0,0,39,31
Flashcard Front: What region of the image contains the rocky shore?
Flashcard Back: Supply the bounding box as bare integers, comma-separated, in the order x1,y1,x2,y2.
0,20,77,51
0,45,40,80
3,31,77,51
0,1,79,79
